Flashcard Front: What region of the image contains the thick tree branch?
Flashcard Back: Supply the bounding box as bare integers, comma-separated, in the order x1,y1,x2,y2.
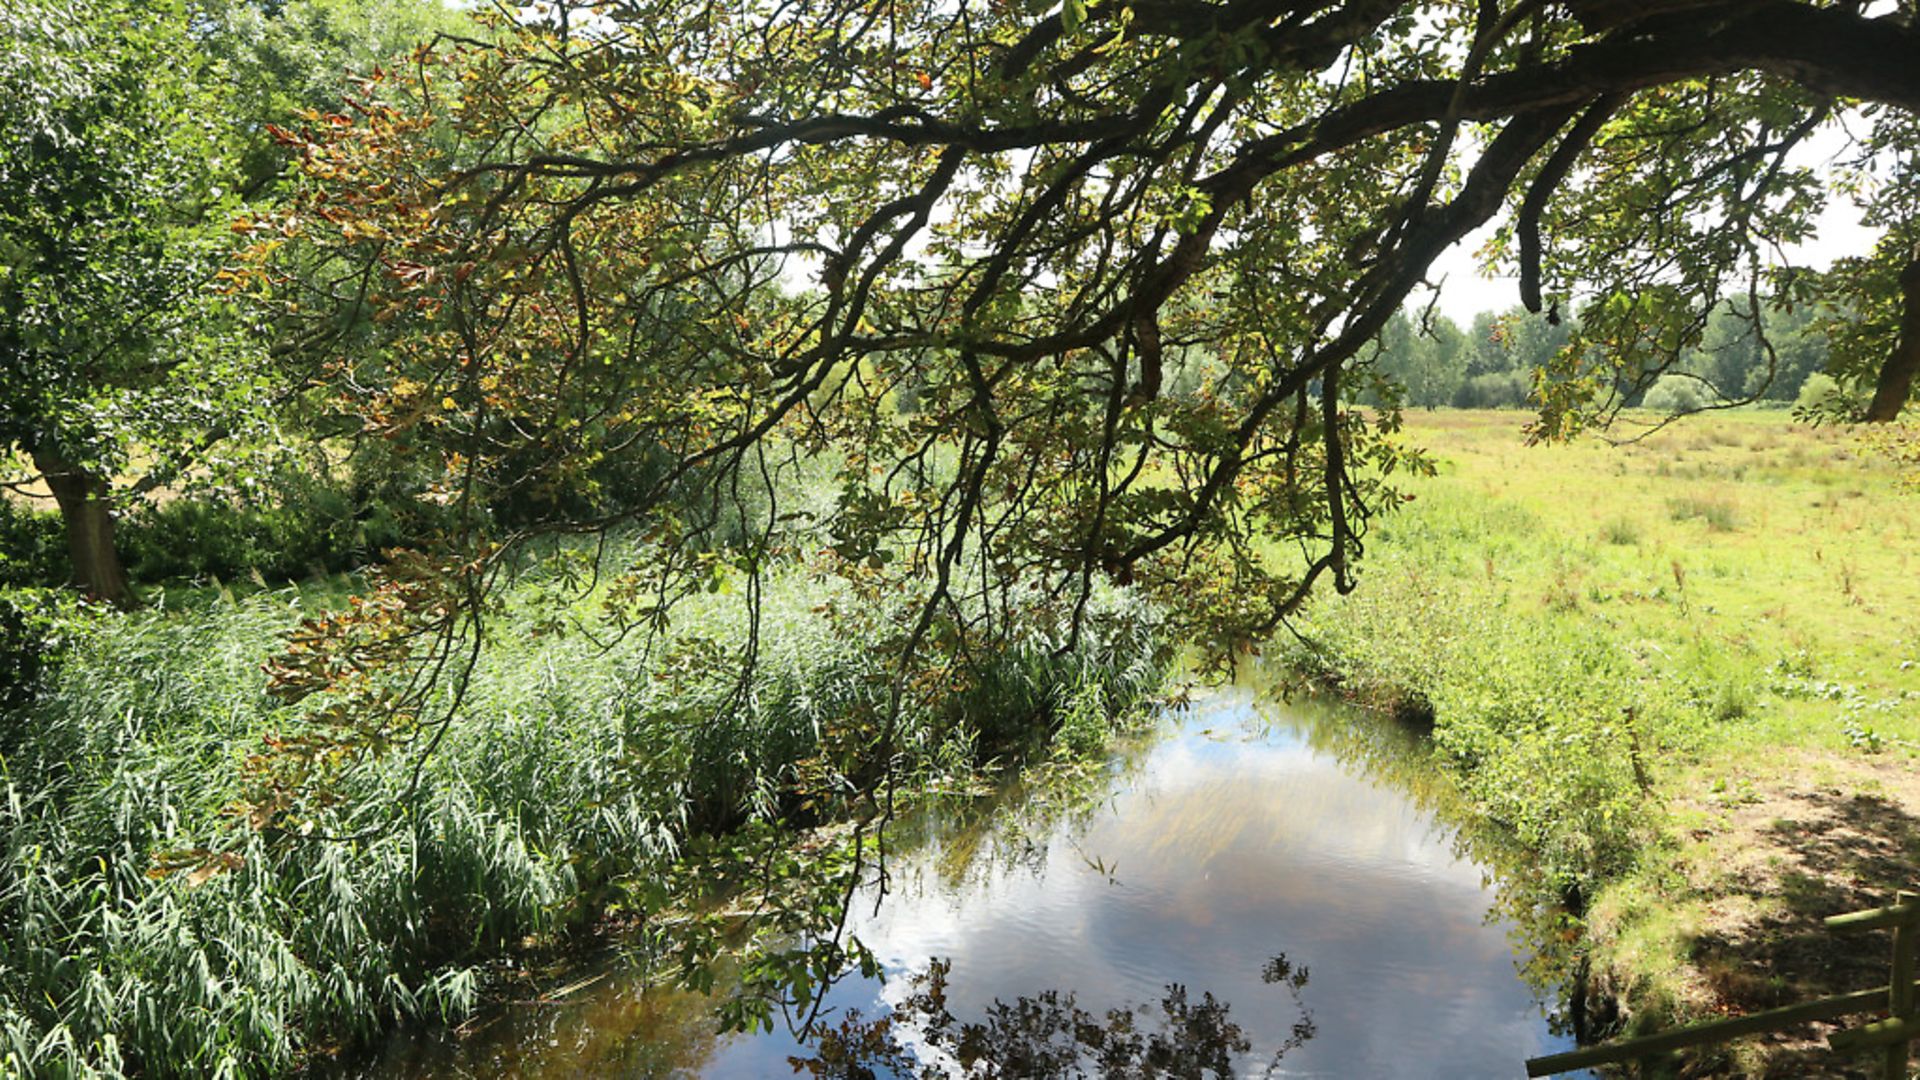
1518,93,1622,315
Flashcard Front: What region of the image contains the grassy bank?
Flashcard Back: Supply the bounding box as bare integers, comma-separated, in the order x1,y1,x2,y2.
0,554,1166,1079
1279,408,1920,1075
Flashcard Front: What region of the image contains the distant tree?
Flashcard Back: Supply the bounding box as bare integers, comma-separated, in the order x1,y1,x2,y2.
1467,311,1511,379
1666,301,1828,405
1366,310,1468,409
1439,306,1579,408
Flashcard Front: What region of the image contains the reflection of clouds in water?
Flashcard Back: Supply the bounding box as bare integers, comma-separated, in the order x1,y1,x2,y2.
359,690,1578,1079
842,694,1568,1078
1118,739,1475,881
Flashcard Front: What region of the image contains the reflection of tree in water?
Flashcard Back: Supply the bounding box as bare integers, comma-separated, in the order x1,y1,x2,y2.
902,725,1167,894
792,954,1313,1079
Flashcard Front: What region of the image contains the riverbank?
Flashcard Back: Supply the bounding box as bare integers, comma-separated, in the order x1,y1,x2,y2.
0,552,1168,1079
1280,408,1920,1076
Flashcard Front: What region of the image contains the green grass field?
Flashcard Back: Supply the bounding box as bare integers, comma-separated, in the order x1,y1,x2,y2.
1401,408,1919,749
1285,407,1920,1075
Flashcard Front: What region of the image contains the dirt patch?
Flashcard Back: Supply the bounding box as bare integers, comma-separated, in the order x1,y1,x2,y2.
1612,753,1920,1077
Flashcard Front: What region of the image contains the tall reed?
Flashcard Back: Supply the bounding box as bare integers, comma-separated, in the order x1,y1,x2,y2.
0,562,1164,1078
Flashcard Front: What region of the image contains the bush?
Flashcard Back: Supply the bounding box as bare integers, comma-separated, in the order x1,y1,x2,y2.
1640,374,1710,415
1792,371,1864,420
0,588,89,715
1451,370,1533,409
119,468,413,585
0,499,64,589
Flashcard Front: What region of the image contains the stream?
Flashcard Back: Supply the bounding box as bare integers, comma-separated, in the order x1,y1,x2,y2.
341,686,1586,1078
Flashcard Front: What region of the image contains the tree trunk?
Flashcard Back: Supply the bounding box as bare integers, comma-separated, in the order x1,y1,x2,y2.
1865,255,1920,423
30,445,136,608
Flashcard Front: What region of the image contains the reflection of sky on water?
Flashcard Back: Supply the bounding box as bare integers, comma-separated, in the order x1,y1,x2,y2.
346,689,1585,1078
701,689,1578,1078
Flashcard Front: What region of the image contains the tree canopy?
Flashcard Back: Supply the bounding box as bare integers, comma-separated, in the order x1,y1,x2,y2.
244,0,1920,810
0,0,258,605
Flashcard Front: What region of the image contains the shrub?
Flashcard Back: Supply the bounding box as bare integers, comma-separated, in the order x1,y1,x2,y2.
0,588,88,715
1794,372,1840,412
119,468,412,585
0,499,64,589
1451,370,1533,409
1640,375,1711,415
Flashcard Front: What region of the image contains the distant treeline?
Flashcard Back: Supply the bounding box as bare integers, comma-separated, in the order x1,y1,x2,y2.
1362,302,1831,411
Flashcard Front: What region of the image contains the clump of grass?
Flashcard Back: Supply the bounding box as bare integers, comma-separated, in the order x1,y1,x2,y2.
1599,517,1642,546
1666,494,1739,532
1702,677,1756,723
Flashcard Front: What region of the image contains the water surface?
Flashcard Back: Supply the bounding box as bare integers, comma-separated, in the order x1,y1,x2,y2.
347,688,1580,1077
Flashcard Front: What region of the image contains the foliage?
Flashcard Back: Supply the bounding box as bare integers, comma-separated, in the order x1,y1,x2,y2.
249,0,1920,816
0,499,63,589
0,0,481,600
0,0,266,500
197,0,483,192
0,587,91,714
5,449,430,591
118,467,414,584
791,954,1314,1078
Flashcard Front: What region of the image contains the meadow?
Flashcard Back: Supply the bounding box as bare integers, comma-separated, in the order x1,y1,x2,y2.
1281,407,1920,1075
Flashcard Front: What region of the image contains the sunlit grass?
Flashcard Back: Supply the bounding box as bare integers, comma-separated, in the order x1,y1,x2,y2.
1278,406,1920,1054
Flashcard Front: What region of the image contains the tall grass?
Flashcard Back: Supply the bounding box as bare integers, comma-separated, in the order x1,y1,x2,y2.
0,558,1164,1078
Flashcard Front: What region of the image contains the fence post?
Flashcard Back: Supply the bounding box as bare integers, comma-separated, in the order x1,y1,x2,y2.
1890,890,1916,1080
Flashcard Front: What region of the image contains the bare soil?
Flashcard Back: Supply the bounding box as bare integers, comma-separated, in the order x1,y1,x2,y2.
1605,753,1920,1077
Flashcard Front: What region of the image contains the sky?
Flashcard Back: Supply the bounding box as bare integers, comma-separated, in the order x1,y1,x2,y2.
1416,125,1887,324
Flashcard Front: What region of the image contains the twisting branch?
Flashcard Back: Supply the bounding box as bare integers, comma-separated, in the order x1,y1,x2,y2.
1519,93,1623,315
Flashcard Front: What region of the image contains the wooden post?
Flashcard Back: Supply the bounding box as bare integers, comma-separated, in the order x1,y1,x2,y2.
1889,890,1916,1080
